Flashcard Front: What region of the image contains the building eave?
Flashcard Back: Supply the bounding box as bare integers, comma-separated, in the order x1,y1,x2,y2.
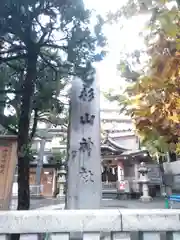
103,137,129,151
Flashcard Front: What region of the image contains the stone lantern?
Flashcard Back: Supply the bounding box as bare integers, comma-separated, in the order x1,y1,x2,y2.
57,164,66,200
138,162,152,202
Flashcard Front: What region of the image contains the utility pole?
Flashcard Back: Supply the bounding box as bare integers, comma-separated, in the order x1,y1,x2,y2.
35,138,46,196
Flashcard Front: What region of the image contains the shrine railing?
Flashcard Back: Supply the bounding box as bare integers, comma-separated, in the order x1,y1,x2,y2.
12,184,43,197
102,182,117,189
0,209,180,240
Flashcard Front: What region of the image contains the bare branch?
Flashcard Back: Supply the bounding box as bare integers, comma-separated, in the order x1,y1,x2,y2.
36,17,49,45
39,31,48,45
41,43,68,51
0,54,27,63
0,46,26,55
6,62,24,72
0,89,22,94
39,53,57,72
38,117,54,124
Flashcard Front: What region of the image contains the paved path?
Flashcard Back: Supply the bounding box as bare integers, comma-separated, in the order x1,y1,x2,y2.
12,197,180,210
101,198,165,209
26,198,167,210
10,198,64,210
31,198,166,210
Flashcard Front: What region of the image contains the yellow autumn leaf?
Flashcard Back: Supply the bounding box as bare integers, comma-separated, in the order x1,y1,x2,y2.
159,0,167,3
176,99,180,108
168,113,180,123
176,42,180,50
112,3,180,154
150,105,156,114
176,142,180,154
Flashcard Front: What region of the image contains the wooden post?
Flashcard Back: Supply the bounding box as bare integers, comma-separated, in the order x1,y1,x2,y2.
67,77,102,209
0,135,17,210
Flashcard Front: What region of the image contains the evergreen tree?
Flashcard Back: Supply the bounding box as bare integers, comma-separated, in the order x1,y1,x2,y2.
0,0,106,212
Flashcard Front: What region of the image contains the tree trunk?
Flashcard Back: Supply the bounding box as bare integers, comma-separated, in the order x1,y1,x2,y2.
17,155,30,209
10,54,38,240
17,54,37,210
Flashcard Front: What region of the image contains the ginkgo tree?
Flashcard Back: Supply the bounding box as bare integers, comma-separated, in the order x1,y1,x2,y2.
106,0,180,156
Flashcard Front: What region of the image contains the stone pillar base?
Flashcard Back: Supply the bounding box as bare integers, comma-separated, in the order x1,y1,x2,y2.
31,185,42,197
140,195,152,202
57,194,65,201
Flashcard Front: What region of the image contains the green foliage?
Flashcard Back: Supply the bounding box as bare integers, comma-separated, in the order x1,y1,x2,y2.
0,0,106,78
50,150,66,166
0,0,106,210
0,0,106,137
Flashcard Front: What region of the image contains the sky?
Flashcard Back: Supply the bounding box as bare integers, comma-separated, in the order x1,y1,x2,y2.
84,0,149,109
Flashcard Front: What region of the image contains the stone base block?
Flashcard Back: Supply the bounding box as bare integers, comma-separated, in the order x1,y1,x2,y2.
70,232,82,240
140,195,153,202
56,194,65,201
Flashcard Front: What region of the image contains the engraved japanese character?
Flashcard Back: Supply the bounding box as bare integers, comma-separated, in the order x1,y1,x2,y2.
79,137,93,156
80,113,95,125
79,167,94,182
71,150,77,159
79,85,94,102
0,164,5,173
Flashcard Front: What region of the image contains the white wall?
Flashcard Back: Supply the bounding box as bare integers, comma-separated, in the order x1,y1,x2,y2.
163,161,180,175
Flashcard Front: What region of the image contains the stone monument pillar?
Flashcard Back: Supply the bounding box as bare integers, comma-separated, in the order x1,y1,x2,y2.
138,162,152,202
66,76,102,209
